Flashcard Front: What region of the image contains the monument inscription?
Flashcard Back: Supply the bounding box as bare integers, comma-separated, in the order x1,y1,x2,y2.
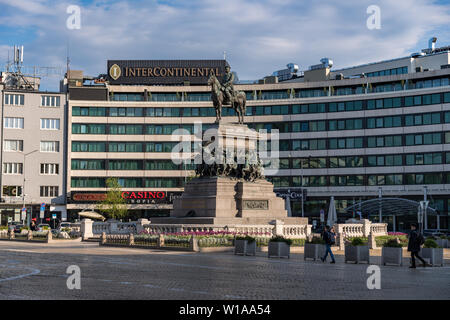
243,200,269,210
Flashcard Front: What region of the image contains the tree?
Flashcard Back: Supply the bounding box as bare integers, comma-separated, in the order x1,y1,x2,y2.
97,178,127,220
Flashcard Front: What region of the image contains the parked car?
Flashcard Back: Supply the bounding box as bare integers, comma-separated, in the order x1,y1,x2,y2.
14,224,25,233
58,222,72,231
8,221,20,231
36,224,51,232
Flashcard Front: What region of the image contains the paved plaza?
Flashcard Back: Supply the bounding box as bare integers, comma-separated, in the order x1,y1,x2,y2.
0,241,449,300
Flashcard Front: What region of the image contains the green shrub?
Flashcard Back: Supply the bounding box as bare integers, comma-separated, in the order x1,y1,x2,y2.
306,237,325,244
291,239,305,246
0,226,8,230
375,235,408,247
382,239,403,248
423,238,438,248
269,236,292,245
439,235,447,239
350,237,366,246
235,235,256,243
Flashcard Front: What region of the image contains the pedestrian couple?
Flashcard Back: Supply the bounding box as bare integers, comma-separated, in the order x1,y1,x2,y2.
320,225,336,263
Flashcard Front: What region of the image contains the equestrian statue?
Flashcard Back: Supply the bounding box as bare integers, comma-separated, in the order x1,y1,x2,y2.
208,65,246,124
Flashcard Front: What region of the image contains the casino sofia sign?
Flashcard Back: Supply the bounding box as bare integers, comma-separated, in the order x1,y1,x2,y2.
71,191,181,204
107,60,229,85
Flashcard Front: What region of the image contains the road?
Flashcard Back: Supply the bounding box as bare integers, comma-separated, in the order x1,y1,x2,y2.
0,241,449,300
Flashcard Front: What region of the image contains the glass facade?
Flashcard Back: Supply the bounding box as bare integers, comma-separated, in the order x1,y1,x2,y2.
68,73,450,230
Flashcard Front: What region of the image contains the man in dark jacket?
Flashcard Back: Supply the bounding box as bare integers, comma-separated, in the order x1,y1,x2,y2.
407,223,428,268
320,225,336,264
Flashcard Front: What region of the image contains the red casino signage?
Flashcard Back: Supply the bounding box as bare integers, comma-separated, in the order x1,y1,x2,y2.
71,191,180,204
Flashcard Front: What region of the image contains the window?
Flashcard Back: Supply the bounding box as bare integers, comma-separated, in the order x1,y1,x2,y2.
2,185,22,197
73,107,106,116
109,124,143,135
146,160,179,170
41,96,61,107
4,117,24,129
71,142,106,152
71,160,105,170
3,140,23,151
145,178,181,188
40,186,59,197
71,177,105,188
3,163,23,174
40,141,59,152
40,163,59,175
4,94,24,106
113,93,144,101
109,142,143,152
40,118,60,130
109,160,143,170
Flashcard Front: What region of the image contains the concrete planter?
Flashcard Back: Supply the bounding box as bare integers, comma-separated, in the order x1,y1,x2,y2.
304,243,326,261
421,248,444,266
381,247,403,266
234,239,256,256
436,239,448,248
345,245,370,264
268,241,290,259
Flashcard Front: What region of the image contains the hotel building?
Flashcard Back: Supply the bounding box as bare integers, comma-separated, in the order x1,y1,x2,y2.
67,43,450,232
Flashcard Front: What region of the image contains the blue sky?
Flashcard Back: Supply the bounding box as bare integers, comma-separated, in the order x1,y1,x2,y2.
0,0,449,90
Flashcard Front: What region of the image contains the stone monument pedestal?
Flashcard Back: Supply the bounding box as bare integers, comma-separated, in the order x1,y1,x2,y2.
152,122,308,226
167,176,300,225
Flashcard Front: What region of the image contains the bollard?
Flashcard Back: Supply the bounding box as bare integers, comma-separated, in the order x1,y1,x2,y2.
338,232,345,251
46,230,52,243
157,234,164,248
27,230,33,241
100,232,107,245
368,232,377,249
128,233,135,246
190,235,199,252
8,229,15,240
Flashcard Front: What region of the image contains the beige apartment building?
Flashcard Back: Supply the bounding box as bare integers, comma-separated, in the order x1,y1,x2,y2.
0,73,67,226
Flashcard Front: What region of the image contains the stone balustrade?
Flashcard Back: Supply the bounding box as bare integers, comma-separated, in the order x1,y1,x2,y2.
370,223,388,235
143,221,311,239
80,218,313,239
334,219,388,238
282,224,311,239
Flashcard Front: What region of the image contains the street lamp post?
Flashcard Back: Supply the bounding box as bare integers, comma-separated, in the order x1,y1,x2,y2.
22,150,38,227
300,156,311,218
301,158,304,218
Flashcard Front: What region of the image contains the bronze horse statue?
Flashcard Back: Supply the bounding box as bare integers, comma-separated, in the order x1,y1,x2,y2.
208,74,246,124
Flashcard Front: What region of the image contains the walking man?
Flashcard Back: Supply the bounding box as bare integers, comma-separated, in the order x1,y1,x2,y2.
321,225,336,264
408,222,429,268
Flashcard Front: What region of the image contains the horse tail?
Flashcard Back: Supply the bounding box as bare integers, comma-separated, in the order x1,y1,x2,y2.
241,92,246,113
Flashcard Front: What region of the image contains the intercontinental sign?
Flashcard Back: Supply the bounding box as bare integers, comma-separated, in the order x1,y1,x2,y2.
107,60,229,85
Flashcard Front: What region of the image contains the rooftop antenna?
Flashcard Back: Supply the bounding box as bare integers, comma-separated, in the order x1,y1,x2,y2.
223,50,226,60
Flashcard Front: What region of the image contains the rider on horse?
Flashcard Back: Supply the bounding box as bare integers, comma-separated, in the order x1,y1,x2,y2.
221,66,235,106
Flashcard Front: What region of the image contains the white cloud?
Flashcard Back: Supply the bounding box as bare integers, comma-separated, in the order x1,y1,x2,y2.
0,0,449,89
